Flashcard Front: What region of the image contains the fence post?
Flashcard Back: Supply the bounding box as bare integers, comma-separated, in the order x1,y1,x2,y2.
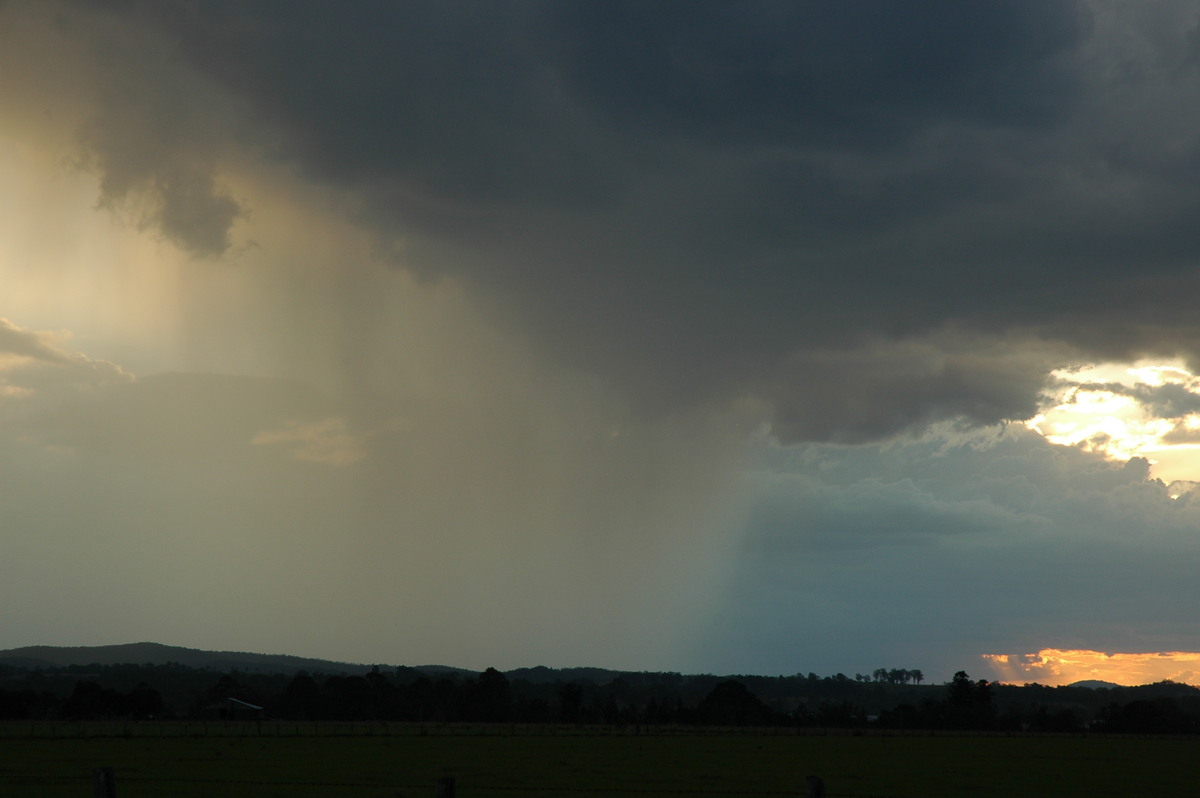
93,767,117,798
436,776,456,797
805,775,825,798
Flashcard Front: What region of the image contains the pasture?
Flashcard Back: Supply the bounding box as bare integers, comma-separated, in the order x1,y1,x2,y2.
0,723,1195,797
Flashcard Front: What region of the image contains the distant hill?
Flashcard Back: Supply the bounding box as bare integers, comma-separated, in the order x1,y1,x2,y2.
0,642,469,677
1063,679,1200,695
1129,679,1200,698
10,644,1195,695
0,643,643,683
506,665,627,684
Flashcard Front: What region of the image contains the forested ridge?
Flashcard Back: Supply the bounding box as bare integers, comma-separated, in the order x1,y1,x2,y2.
3,660,1200,734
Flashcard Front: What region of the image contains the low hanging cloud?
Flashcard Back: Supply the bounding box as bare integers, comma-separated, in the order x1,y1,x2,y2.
251,418,371,467
1087,381,1200,420
0,1,246,257
0,318,78,366
0,319,132,401
79,21,244,257
767,331,1074,443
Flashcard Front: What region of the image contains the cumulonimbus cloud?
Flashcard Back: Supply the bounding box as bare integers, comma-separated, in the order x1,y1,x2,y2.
23,0,1191,443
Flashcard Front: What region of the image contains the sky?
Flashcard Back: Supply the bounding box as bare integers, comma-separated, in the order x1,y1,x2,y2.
4,1,1200,686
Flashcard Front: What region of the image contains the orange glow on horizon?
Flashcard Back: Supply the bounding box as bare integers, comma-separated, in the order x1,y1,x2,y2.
982,649,1200,686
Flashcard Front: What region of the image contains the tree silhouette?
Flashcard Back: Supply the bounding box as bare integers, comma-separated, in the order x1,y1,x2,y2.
944,671,994,729
471,667,513,722
695,680,773,726
276,672,321,719
557,683,584,723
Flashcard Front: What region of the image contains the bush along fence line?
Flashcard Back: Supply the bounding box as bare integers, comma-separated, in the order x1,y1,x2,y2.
82,770,839,798
82,768,835,796
1,719,933,739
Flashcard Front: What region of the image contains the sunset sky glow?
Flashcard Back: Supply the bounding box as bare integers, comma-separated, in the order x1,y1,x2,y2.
5,1,1200,683
983,650,1200,687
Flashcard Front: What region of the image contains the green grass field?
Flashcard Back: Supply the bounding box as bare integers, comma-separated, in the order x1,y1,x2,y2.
1,724,1196,797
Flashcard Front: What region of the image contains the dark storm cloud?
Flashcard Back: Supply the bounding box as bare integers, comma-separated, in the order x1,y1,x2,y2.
11,1,1200,677
85,0,622,206
556,1,1085,143
1080,380,1200,418
43,3,250,257
766,332,1067,443
88,1,1086,196
61,1,1200,439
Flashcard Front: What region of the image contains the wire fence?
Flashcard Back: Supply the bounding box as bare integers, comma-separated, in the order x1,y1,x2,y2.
0,770,891,798
11,719,1052,739
0,719,909,739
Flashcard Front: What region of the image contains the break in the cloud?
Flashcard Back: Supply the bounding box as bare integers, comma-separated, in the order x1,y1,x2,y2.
3,1,1200,678
1027,362,1200,485
985,650,1200,687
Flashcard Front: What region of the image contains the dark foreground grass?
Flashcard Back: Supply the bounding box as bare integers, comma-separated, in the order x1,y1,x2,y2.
1,725,1197,797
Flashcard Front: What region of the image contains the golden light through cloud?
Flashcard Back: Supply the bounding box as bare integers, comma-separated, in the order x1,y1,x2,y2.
998,366,1200,684
983,649,1200,686
1024,360,1200,487
251,418,369,467
0,132,189,372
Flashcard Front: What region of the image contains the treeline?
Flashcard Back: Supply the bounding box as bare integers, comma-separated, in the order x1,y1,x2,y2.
3,662,1200,734
875,671,1200,734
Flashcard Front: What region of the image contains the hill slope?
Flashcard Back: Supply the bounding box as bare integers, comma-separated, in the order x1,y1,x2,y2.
0,642,400,675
